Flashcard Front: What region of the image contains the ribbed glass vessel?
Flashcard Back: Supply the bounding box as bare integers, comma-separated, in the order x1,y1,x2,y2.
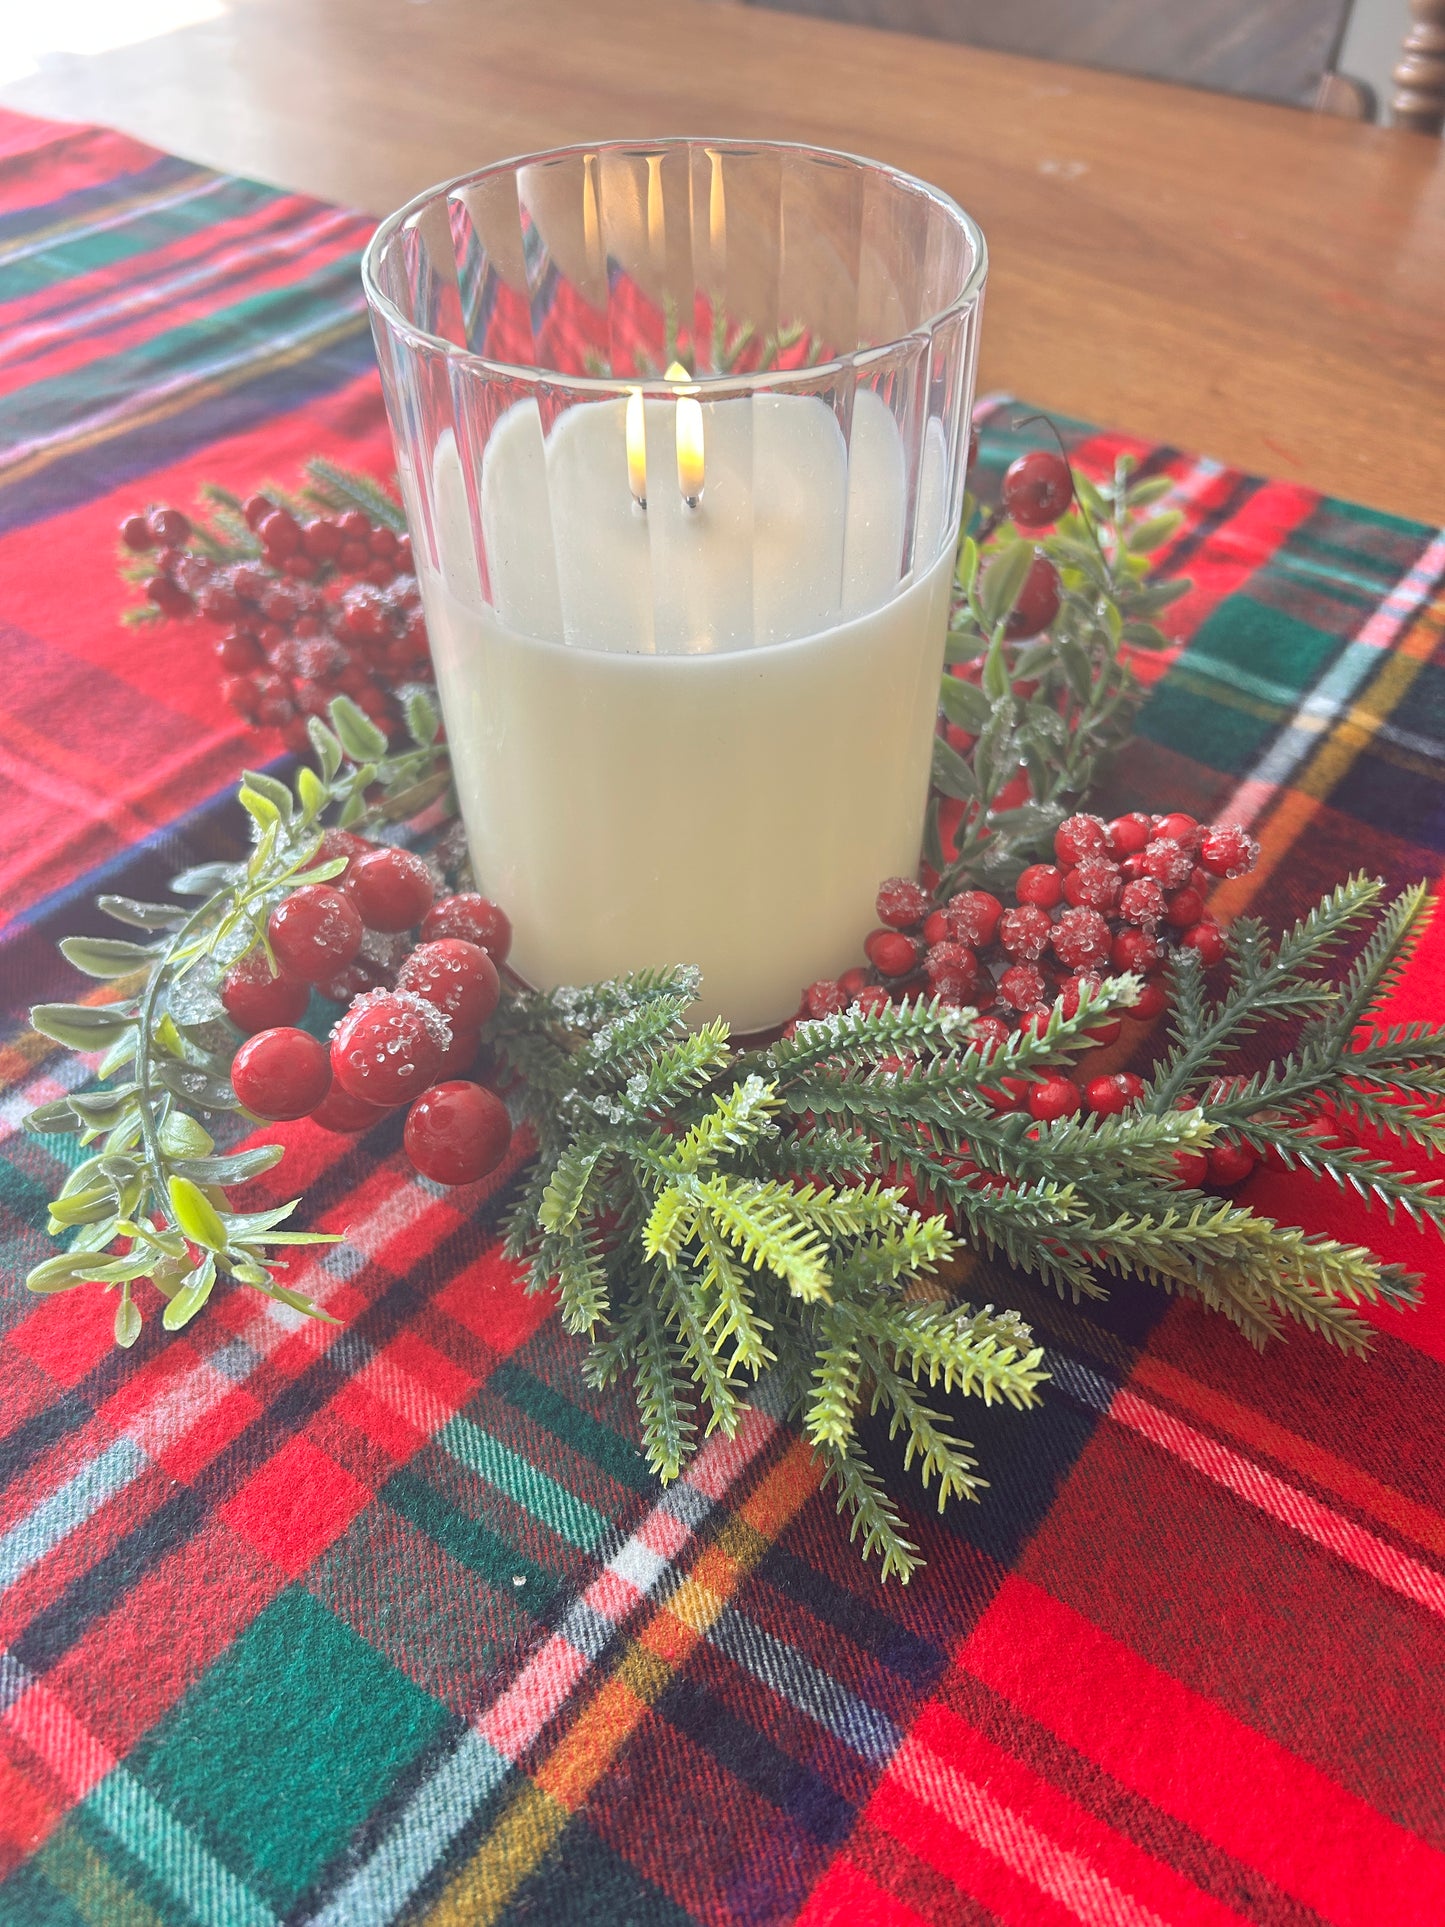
364,139,986,1029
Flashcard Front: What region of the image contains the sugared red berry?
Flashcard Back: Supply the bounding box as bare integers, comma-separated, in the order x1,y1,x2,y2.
221,950,310,1034
1119,877,1166,926
330,991,447,1105
876,877,931,929
345,848,435,933
852,984,893,1015
397,938,501,1031
1182,919,1228,966
1085,1072,1146,1116
310,1083,393,1133
921,909,949,946
120,514,155,552
946,891,1003,947
924,941,977,1003
404,1080,511,1185
1110,928,1163,975
148,507,190,546
258,508,301,559
1153,812,1200,854
1207,1140,1258,1187
1164,887,1205,928
1062,856,1121,913
804,979,849,1019
268,884,363,983
998,962,1046,1010
1199,824,1259,878
1054,814,1109,866
1029,1075,1083,1122
1106,813,1152,857
231,1026,331,1121
1016,864,1064,908
969,1015,1011,1055
1139,838,1193,889
1001,449,1073,527
1051,906,1111,969
838,967,869,999
864,928,920,977
998,905,1052,961
420,894,512,963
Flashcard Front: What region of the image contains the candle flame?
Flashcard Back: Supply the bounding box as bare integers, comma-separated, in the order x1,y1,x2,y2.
625,388,647,507
667,361,705,505
707,147,725,258
646,154,665,261
582,152,600,264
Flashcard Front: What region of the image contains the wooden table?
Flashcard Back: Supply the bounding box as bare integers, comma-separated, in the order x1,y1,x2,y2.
6,0,1444,522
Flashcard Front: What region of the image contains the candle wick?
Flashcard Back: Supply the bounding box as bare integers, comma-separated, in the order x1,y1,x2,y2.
683,492,702,512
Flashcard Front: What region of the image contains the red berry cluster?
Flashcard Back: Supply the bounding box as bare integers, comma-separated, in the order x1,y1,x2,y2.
798,810,1260,1152
121,497,428,754
221,837,515,1186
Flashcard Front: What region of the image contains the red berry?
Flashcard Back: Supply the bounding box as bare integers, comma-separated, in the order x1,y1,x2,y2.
1017,1004,1055,1038
242,494,275,530
864,928,920,978
1085,1072,1146,1116
120,514,155,552
1111,928,1163,975
1173,1148,1211,1187
984,1075,1032,1113
330,991,447,1105
318,957,389,1004
837,966,869,999
993,767,1033,811
1005,554,1062,639
1001,449,1073,527
1206,1140,1258,1188
1164,887,1205,928
258,509,301,559
1051,907,1111,970
1132,981,1170,1022
146,576,191,618
222,674,261,719
310,1083,393,1133
1029,1075,1083,1123
921,910,949,946
946,891,1003,948
1107,812,1152,857
1182,920,1228,967
303,518,343,561
1139,838,1193,889
1199,824,1259,878
339,540,372,573
1153,812,1200,855
852,984,893,1015
998,962,1046,1010
148,507,190,545
268,884,363,983
998,905,1052,961
221,950,310,1033
1117,877,1165,927
1062,856,1122,913
804,979,848,1019
1016,864,1064,909
215,632,260,671
876,876,930,929
435,1024,481,1079
404,1080,512,1185
420,894,513,963
231,1026,331,1121
1054,814,1109,866
924,941,976,987
345,848,435,933
397,938,500,1031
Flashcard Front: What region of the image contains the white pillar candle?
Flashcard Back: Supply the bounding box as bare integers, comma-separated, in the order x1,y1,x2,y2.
419,387,953,1033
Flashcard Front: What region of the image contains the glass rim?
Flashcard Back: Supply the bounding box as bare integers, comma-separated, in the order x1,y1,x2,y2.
361,136,988,395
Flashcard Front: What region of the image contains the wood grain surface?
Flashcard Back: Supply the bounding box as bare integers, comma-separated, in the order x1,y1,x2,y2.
5,0,1444,521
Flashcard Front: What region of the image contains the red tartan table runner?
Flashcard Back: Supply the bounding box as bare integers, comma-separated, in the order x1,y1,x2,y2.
3,106,1445,1927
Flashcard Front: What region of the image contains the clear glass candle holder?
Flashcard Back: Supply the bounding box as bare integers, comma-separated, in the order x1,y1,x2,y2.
363,139,986,1030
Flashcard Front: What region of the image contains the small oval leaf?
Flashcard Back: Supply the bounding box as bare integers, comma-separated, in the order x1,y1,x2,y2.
169,1175,228,1251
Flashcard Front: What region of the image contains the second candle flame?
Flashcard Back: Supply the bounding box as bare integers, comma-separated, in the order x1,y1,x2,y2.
625,388,647,508
667,360,705,508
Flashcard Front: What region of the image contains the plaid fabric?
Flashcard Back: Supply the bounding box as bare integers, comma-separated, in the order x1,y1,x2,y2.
3,107,1445,1926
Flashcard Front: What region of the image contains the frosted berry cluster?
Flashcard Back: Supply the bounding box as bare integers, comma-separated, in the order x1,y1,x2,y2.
220,834,514,1185
121,498,429,752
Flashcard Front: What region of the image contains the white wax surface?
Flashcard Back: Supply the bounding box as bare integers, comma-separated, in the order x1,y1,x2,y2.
421,389,955,1030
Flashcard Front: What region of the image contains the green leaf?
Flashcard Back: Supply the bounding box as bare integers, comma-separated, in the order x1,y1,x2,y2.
405,688,440,745
27,1251,111,1293
170,862,237,897
241,769,296,816
238,785,282,829
168,1175,228,1250
1127,511,1183,552
30,1003,135,1049
955,535,979,595
155,1058,239,1110
938,675,993,732
59,936,157,979
24,1097,80,1137
930,737,978,802
329,694,388,763
159,1113,216,1159
979,541,1033,630
981,633,1011,703
173,1146,287,1184
114,1293,143,1348
162,1255,217,1331
296,764,328,823
96,895,184,931
307,717,344,781
1126,475,1175,507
